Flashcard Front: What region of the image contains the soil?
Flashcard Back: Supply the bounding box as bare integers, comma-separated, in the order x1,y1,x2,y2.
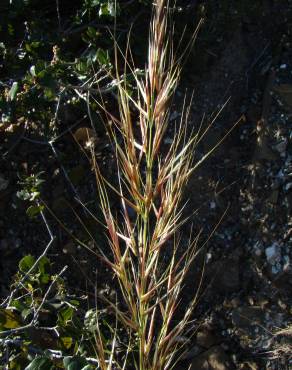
1,1,292,369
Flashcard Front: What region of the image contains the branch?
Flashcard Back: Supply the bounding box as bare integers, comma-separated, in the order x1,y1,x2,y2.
0,266,67,337
0,338,100,366
1,209,56,308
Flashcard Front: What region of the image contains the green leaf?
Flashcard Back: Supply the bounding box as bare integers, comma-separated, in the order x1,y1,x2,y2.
30,65,36,77
44,88,55,100
19,255,35,273
16,189,31,201
69,299,80,307
29,191,40,201
58,306,74,325
96,48,109,66
38,256,50,274
25,41,41,53
63,356,87,370
21,307,33,320
98,1,117,17
25,357,53,370
0,308,21,329
8,23,14,36
99,3,110,16
59,336,73,349
39,273,50,284
8,82,18,101
75,59,88,74
26,204,44,218
107,1,116,16
86,26,99,39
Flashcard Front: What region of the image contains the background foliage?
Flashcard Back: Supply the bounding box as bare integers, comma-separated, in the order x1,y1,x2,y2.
0,1,153,368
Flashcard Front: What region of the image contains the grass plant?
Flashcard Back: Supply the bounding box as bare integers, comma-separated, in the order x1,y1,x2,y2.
92,1,206,369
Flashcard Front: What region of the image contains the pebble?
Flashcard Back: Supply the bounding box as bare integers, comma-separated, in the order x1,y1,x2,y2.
265,243,280,264
272,264,281,274
274,139,287,154
210,201,216,209
283,255,290,271
206,252,212,263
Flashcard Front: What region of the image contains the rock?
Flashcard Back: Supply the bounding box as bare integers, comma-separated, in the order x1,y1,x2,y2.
239,362,258,370
196,325,220,349
273,139,287,154
210,201,216,209
274,84,292,110
268,189,279,204
283,255,290,271
273,269,292,293
62,240,76,255
232,306,265,329
212,254,241,293
190,346,235,370
265,243,280,265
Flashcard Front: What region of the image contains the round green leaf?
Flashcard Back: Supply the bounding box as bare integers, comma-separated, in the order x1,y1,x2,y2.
63,356,87,370
0,308,21,329
19,255,35,273
8,81,18,101
24,356,53,370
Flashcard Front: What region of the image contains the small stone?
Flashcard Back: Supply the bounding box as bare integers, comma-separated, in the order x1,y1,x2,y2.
283,255,290,271
190,346,235,370
206,252,212,263
210,201,216,209
232,306,265,329
196,327,219,349
274,139,287,154
239,361,258,370
255,248,262,256
272,264,282,274
265,243,280,264
212,255,240,293
268,189,279,204
62,241,75,254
